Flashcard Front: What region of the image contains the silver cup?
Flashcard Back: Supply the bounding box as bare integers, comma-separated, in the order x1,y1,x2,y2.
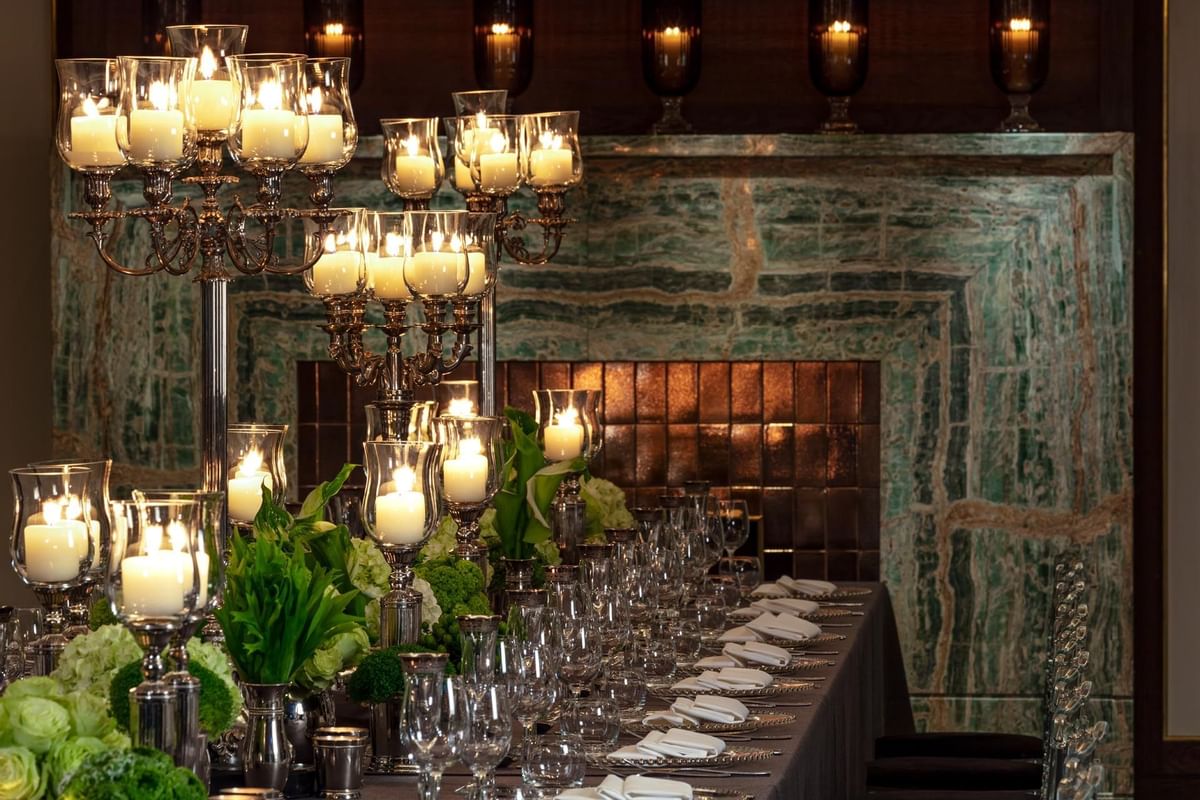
312,727,369,800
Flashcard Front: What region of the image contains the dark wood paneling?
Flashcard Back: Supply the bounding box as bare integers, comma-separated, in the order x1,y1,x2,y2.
58,0,1133,134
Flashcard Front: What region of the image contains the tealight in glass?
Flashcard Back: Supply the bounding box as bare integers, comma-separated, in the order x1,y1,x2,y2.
304,207,366,297
226,54,311,168
115,56,198,170
459,212,498,300
367,211,412,302
165,24,248,134
226,424,289,525
454,114,523,197
299,57,358,168
988,0,1050,131
380,118,444,202
54,59,125,173
521,112,582,191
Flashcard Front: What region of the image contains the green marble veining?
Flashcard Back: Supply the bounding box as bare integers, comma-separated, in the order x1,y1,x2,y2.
51,133,1134,792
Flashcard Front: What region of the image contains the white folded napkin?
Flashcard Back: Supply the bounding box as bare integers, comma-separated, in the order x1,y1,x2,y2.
728,606,761,620
723,641,791,667
641,710,692,727
746,612,823,642
599,775,628,800
638,728,726,759
556,788,602,800
695,653,740,669
750,582,790,598
672,695,750,723
673,667,773,692
718,625,761,643
752,596,820,616
777,576,837,597
623,775,694,800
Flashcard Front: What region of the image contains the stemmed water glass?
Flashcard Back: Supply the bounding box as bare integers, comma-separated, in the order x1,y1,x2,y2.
559,613,602,700
718,499,751,591
497,638,554,753
404,674,467,800
461,683,513,800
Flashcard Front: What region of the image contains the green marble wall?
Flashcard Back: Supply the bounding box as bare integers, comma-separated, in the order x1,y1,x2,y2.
51,132,1134,792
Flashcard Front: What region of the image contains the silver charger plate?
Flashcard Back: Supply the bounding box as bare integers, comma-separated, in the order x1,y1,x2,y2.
625,711,796,736
593,745,776,768
729,606,853,622
365,756,420,775
677,656,833,675
648,678,817,699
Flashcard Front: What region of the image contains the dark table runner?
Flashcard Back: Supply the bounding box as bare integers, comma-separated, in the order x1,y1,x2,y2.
317,582,911,800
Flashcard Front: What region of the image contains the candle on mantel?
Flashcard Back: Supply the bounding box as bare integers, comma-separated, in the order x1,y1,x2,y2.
1000,17,1039,92
128,80,184,162
391,134,437,194
372,231,413,300
485,22,520,84
227,449,273,522
544,406,584,461
479,130,519,192
241,79,298,160
301,86,345,164
23,501,88,583
528,130,574,188
315,21,354,58
653,25,691,88
443,437,489,503
312,231,364,296
191,46,236,132
68,97,123,168
406,231,465,296
446,398,476,417
820,20,860,91
375,466,427,544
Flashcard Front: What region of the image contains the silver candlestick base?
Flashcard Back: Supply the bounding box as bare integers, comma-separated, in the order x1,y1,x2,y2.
449,502,491,577
130,624,181,756
551,472,586,565
378,546,423,648
165,617,204,774
28,586,72,676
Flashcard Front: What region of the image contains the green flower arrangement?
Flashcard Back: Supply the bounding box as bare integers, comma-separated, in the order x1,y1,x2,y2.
410,557,491,667
344,644,454,706
50,626,142,705
108,656,239,741
581,475,636,542
0,675,130,799
60,747,205,800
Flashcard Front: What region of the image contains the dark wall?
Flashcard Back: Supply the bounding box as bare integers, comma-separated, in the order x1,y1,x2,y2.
57,0,1133,135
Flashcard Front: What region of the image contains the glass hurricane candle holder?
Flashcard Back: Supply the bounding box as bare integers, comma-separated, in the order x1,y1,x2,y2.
641,0,701,134
110,495,203,755
300,57,358,172
55,59,125,181
366,400,438,442
436,381,481,417
115,56,198,175
9,466,94,675
28,458,112,638
473,0,534,97
521,111,582,191
989,0,1050,132
404,211,474,300
304,207,366,298
381,118,444,207
455,114,523,198
362,440,442,647
436,416,504,575
304,0,366,93
165,24,248,135
226,424,289,526
367,211,413,303
807,0,869,134
453,90,509,117
534,389,602,565
226,54,311,172
460,212,498,301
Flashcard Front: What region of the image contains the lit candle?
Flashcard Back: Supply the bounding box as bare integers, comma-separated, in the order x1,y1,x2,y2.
446,398,477,417
653,25,691,88
391,134,437,194
485,22,521,84
227,449,274,522
375,466,427,544
68,97,123,168
301,86,345,164
544,407,584,461
241,79,298,160
311,231,364,296
1000,17,1039,92
443,437,489,503
820,20,860,90
23,501,88,583
191,46,236,131
372,231,413,300
528,131,574,187
128,80,184,161
314,21,354,58
478,130,519,192
406,231,465,296
454,113,487,189
461,248,488,296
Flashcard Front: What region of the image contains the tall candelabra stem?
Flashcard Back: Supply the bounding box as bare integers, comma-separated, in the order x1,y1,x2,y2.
480,292,497,416
202,278,230,549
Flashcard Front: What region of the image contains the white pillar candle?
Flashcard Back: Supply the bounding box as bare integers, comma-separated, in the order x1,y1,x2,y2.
312,250,363,296
241,109,298,160
462,251,488,296
544,409,584,461
454,157,474,189
407,250,463,296
122,553,187,617
479,152,519,192
191,79,236,131
391,135,436,193
23,520,88,583
375,467,427,544
529,148,573,187
194,549,210,607
128,108,184,162
301,114,345,164
372,256,412,300
443,439,489,503
69,108,124,168
228,450,274,522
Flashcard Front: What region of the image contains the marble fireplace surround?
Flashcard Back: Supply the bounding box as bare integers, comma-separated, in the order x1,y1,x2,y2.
52,133,1133,790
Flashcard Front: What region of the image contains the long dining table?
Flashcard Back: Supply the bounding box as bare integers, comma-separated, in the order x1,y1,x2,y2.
336,582,912,800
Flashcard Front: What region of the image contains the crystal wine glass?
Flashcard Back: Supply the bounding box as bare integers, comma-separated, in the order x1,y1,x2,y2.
403,674,467,800
718,499,750,591
461,683,513,800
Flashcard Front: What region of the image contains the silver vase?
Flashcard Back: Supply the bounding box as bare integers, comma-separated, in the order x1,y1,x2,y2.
284,689,336,770
241,683,291,790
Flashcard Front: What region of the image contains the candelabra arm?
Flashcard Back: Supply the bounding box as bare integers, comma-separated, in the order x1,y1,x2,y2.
226,198,345,276
69,202,201,277
496,191,573,266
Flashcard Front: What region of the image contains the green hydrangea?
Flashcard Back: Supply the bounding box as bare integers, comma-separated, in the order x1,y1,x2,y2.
347,538,390,600
184,640,241,720
44,737,105,798
421,516,459,562
60,748,205,800
0,746,43,800
51,626,142,702
581,475,635,538
4,699,70,756
295,626,370,695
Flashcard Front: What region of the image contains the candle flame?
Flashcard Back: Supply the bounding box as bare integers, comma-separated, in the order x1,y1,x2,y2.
148,80,174,111
662,25,682,36
450,233,463,253
144,524,163,555
199,46,219,80
403,134,421,158
64,496,83,521
556,407,579,426
459,437,483,457
384,231,410,258
831,20,852,33
307,86,323,114
167,520,188,552
393,466,416,494
324,22,345,35
538,130,563,150
1009,17,1032,31
42,501,62,525
238,449,264,477
447,398,476,416
475,111,488,130
323,232,337,253
491,22,513,35
81,96,101,117
256,79,283,112
489,131,507,154
431,230,445,251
